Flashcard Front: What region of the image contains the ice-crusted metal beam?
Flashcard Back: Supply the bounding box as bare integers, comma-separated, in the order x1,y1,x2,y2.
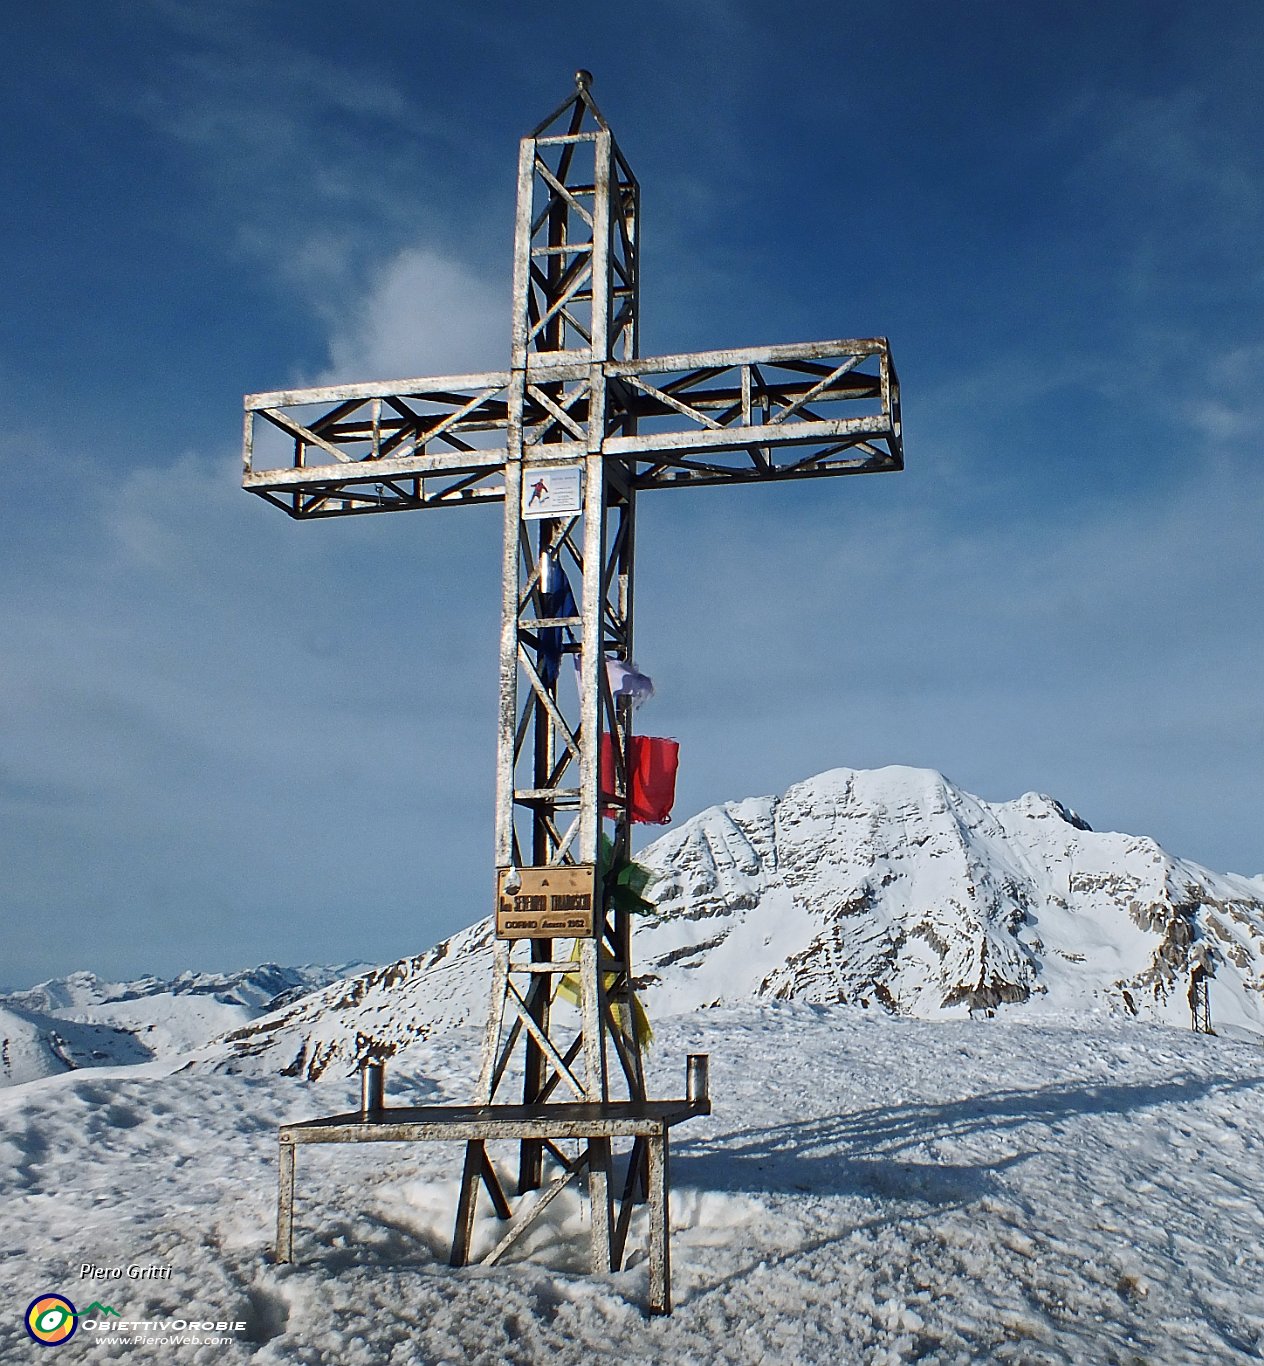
242,341,900,515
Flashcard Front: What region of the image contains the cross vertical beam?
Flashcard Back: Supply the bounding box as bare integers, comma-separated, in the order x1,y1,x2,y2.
244,71,903,1297
484,79,645,1178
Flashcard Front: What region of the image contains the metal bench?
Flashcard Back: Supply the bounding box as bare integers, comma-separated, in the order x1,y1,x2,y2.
276,1055,709,1315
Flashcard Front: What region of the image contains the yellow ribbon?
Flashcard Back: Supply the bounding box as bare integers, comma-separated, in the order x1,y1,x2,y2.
554,939,653,1050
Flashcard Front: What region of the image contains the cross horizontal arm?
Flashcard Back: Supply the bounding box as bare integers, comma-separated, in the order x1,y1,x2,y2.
243,370,514,517
242,340,901,517
608,339,901,488
244,370,514,411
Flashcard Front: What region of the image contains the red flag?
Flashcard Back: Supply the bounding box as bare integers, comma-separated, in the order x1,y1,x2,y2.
599,734,680,824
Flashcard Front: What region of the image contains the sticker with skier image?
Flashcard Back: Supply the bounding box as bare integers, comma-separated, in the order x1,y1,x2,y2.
522,465,583,519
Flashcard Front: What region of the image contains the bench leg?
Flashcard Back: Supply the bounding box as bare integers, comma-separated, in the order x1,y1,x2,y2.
451,1140,483,1267
647,1130,671,1315
276,1138,296,1264
587,1137,613,1273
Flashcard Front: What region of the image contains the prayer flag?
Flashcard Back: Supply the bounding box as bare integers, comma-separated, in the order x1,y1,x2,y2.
536,559,577,687
599,733,680,824
606,658,655,708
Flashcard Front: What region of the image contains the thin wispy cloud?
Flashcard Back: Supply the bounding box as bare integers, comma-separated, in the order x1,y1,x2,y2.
321,247,509,383
1058,84,1264,317
108,0,475,308
636,443,1264,877
0,436,503,987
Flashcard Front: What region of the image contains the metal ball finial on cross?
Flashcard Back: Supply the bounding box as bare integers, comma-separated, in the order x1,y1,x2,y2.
575,68,593,90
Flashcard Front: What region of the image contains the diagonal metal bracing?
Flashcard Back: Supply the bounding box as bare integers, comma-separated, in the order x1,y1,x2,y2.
626,374,724,429
483,1149,590,1267
525,382,590,442
532,159,595,229
527,267,596,348
243,343,897,512
245,72,901,1284
503,981,587,1101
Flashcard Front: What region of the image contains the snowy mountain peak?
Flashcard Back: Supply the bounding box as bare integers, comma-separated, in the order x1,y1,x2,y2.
635,765,1264,1027
5,961,368,1017
201,765,1264,1080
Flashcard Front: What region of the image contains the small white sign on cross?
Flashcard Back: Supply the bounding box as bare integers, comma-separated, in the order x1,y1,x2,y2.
521,465,583,520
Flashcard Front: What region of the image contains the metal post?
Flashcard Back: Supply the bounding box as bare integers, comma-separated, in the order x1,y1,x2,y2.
686,1054,709,1107
451,1141,483,1267
646,1129,671,1316
360,1059,385,1116
587,1137,614,1273
276,1137,295,1264
481,73,642,1141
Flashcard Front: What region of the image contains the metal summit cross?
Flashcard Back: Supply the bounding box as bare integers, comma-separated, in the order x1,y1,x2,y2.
249,74,902,1312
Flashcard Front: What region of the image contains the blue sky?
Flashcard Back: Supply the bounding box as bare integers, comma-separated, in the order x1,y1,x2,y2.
3,1,1261,989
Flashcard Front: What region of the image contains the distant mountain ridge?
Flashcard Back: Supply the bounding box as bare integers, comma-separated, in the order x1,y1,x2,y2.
205,766,1264,1080
0,961,368,1088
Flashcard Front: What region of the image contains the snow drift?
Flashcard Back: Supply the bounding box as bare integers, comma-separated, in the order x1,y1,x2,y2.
7,1006,1264,1362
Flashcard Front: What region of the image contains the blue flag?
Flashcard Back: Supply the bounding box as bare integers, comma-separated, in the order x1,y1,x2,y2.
537,560,577,687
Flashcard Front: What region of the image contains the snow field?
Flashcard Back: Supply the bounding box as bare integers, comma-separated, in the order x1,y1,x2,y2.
3,1004,1264,1363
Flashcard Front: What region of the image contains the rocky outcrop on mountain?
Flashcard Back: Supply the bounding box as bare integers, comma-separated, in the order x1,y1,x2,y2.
631,767,1264,1032
200,766,1264,1078
204,923,494,1080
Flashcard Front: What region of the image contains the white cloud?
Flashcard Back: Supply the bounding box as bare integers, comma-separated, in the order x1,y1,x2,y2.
1094,89,1259,219
1185,342,1264,444
322,247,509,382
1056,85,1264,309
106,1,460,309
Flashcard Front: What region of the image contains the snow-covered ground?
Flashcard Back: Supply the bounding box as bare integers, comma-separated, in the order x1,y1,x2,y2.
5,1004,1264,1363
7,767,1264,1359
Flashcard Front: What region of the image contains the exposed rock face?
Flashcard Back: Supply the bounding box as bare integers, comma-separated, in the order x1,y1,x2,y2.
631,767,1264,1030
202,766,1264,1078
206,922,494,1080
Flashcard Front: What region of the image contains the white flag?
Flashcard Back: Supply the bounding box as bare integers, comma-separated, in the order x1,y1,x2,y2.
606,658,655,708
